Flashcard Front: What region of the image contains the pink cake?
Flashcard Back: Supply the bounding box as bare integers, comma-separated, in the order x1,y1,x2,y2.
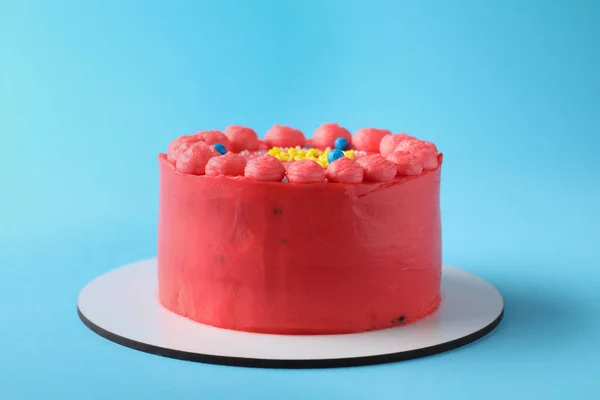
158,124,442,334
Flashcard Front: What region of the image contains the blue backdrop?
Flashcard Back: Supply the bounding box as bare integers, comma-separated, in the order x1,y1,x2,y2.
1,0,598,398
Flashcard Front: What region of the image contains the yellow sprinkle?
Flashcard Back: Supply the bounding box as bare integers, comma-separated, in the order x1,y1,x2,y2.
288,148,297,156
318,160,329,168
344,150,355,160
294,155,304,161
323,148,331,156
306,148,319,157
270,147,281,155
297,150,306,157
308,156,319,162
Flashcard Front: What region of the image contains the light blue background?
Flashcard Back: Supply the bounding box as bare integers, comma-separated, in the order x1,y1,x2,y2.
1,0,598,398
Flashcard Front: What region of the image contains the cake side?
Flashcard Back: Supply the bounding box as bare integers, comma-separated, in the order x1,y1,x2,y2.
157,150,443,334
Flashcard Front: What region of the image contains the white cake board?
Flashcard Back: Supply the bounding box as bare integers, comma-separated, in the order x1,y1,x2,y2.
77,259,503,368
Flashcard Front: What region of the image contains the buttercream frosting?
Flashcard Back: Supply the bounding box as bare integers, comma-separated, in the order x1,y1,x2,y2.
264,125,306,148
175,142,215,175
244,154,286,182
379,133,414,157
286,159,326,183
353,128,391,153
356,154,397,182
205,152,247,177
387,150,424,176
312,123,352,149
395,140,439,170
325,157,364,183
196,130,231,149
224,126,260,153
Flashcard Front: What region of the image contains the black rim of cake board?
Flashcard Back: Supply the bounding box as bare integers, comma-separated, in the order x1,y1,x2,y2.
77,305,504,369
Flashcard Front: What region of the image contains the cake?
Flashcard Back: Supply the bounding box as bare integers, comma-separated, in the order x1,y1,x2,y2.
158,124,442,335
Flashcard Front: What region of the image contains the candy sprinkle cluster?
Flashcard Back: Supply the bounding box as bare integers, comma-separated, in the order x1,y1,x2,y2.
267,146,355,168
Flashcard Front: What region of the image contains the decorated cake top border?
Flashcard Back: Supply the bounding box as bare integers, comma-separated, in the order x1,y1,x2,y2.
163,123,441,184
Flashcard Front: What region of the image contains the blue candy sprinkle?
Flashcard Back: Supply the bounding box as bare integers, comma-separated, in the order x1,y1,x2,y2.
214,143,227,155
334,137,349,150
327,149,345,164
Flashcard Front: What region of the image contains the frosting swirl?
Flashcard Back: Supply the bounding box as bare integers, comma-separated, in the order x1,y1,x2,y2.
167,135,201,162
356,154,397,182
387,150,424,176
286,159,326,183
395,140,438,170
196,130,232,149
224,126,260,152
352,128,391,153
395,139,437,154
379,133,415,157
244,155,286,182
312,123,352,149
264,125,306,148
175,142,215,175
205,152,247,176
325,157,364,183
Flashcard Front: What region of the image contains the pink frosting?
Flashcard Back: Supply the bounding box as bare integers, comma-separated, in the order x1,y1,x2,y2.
264,125,306,148
353,128,391,153
312,123,352,149
356,154,397,182
257,140,269,151
395,139,437,154
244,155,286,182
411,148,438,170
167,135,197,153
395,140,438,170
379,133,415,157
286,159,326,183
325,157,364,183
168,142,193,163
387,150,424,176
205,152,247,176
167,135,201,163
224,126,260,153
175,142,215,175
196,130,232,149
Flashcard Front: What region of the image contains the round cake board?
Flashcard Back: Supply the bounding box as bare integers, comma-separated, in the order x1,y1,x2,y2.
77,259,504,369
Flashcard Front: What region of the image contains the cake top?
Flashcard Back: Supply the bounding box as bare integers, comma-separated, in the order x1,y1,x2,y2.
163,123,440,184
